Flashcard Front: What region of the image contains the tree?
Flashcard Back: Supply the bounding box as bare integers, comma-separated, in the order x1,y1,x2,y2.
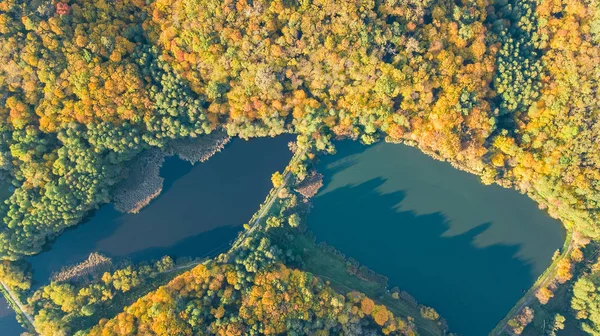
271,171,284,188
550,314,565,336
535,287,554,305
361,298,375,315
372,305,389,326
572,248,584,263
508,306,534,335
288,213,300,228
0,261,31,291
572,275,600,334
556,259,573,284
420,307,440,321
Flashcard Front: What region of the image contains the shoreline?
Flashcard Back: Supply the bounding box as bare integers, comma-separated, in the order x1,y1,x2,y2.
112,132,231,214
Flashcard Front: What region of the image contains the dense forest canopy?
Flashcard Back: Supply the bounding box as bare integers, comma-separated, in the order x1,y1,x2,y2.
0,0,598,260
85,262,418,336
0,0,599,334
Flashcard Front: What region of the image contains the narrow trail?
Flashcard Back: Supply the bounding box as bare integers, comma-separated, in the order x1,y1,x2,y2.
133,149,304,277
233,149,304,249
0,148,304,335
492,232,575,335
1,281,36,333
161,261,202,274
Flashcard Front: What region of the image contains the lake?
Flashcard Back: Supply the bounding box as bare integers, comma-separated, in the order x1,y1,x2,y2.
0,296,23,336
307,141,565,335
28,135,293,286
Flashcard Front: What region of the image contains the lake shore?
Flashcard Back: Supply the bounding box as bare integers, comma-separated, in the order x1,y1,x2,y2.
27,135,294,287
112,132,231,214
306,140,565,335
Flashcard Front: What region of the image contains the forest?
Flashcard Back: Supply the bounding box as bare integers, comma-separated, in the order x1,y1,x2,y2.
0,0,598,334
25,177,447,335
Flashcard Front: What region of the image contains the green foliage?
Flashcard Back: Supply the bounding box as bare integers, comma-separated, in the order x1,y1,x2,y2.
572,274,600,335
491,0,544,115
29,257,177,335
1,0,597,261
0,260,31,292
288,213,301,228
420,307,440,321
550,313,565,336
0,0,599,334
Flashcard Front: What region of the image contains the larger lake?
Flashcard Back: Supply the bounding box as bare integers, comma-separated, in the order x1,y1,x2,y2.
307,141,565,335
28,135,293,286
0,181,25,336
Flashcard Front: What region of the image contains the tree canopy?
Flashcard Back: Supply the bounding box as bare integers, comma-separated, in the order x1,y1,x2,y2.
0,0,599,334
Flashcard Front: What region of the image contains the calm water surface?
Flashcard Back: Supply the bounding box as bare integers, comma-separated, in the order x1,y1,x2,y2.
308,141,565,335
0,296,23,336
29,136,293,286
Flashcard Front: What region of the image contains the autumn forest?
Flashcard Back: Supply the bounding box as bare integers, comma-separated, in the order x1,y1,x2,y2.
0,0,599,334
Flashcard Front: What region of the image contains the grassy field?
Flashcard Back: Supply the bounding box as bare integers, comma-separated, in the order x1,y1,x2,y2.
520,281,581,336
520,243,599,336
239,150,447,336
490,229,574,336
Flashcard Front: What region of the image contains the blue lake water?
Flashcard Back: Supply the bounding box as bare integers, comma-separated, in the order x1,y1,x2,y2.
307,141,565,335
28,136,293,286
0,296,23,336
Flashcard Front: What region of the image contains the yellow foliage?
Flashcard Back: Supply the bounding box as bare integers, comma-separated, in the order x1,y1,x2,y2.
360,297,374,315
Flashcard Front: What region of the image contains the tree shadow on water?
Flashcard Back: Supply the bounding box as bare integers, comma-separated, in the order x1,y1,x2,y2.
125,225,241,263
160,156,195,194
308,178,534,336
320,141,371,174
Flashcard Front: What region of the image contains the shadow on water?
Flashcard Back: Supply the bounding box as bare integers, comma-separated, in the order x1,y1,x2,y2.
308,141,565,336
160,156,195,193
28,135,294,287
310,178,531,335
125,225,240,262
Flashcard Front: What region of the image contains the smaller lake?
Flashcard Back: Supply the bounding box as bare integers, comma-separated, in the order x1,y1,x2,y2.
29,136,293,285
308,141,565,335
0,296,24,336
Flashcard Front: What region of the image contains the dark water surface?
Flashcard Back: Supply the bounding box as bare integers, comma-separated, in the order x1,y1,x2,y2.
28,135,293,286
307,141,565,336
0,296,23,336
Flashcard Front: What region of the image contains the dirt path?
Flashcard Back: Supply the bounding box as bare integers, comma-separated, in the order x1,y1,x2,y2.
233,149,304,249
0,148,304,335
162,261,202,274
491,232,575,335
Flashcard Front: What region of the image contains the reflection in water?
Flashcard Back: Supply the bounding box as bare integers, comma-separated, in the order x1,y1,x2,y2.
309,141,565,336
29,135,294,286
